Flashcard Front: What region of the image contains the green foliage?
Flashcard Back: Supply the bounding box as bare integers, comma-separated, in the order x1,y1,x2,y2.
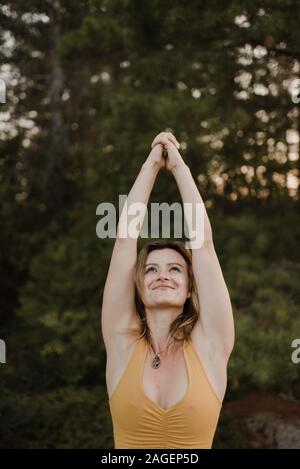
0,386,113,449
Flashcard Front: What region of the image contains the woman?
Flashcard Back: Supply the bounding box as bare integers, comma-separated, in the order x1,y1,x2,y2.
101,131,235,449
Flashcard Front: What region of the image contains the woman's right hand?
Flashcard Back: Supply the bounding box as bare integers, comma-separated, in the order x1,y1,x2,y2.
147,142,166,170
147,132,180,171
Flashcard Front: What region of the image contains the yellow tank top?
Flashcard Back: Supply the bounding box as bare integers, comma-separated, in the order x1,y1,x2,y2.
108,336,222,449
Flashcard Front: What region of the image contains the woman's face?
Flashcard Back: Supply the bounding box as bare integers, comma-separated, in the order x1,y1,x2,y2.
141,248,191,308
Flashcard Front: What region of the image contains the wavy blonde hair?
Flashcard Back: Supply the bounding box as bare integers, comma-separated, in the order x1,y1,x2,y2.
123,239,200,353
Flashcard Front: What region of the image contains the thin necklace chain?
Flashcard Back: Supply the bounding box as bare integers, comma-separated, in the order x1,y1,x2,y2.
150,339,171,356
149,340,177,369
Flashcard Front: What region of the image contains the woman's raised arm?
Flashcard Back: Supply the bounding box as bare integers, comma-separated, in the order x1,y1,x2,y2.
101,134,179,350
150,132,235,359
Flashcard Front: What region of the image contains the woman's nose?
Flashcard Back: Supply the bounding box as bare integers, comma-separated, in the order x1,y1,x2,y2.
158,273,169,280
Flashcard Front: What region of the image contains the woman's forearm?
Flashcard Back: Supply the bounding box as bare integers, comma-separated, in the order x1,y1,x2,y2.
117,158,160,240
172,162,213,246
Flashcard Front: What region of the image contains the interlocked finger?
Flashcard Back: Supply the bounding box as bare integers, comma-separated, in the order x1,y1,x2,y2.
151,132,180,149
153,136,172,149
166,132,180,148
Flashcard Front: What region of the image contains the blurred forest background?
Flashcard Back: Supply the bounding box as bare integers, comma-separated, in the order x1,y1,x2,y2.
1,0,300,449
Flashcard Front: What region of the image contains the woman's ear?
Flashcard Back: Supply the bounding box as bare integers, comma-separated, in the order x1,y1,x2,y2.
187,292,191,298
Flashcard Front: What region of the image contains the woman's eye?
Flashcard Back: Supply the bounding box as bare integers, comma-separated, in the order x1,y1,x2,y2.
145,266,180,273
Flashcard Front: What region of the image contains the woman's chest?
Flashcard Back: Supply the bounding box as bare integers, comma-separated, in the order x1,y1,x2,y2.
142,348,189,411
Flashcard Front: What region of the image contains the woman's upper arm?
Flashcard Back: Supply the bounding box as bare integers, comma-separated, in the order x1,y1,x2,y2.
192,242,235,357
101,239,138,349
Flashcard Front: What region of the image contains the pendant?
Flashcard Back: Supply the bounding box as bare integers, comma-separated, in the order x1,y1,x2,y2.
152,354,161,369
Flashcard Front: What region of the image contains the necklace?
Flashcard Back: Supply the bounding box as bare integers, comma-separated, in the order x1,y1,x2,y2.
150,342,169,369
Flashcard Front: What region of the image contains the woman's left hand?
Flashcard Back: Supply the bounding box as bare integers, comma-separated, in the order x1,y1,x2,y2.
150,132,185,172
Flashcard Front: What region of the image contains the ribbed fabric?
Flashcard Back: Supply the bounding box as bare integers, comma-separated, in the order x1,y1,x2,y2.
108,336,222,449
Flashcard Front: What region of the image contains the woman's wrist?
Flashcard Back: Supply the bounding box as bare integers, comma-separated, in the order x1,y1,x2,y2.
171,159,189,176
143,156,162,174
